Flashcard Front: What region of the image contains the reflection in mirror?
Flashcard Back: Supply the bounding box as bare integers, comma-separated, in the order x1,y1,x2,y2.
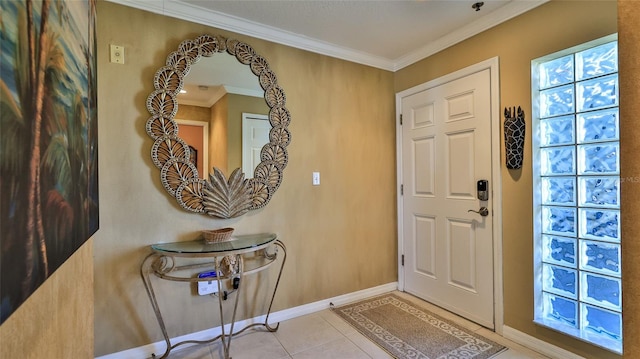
242,113,270,177
175,55,270,178
145,34,291,219
174,119,209,178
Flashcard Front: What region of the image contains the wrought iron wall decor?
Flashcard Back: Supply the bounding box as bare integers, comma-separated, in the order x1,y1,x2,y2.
146,34,291,219
503,106,526,169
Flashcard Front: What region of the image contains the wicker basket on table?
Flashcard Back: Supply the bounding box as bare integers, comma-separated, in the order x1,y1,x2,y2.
202,227,234,244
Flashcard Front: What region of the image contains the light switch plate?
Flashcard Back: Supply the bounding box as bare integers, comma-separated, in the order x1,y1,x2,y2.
312,172,320,186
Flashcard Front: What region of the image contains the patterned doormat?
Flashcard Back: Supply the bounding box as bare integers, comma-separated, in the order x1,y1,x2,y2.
331,293,506,359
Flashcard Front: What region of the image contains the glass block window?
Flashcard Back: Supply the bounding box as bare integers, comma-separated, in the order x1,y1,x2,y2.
532,35,621,354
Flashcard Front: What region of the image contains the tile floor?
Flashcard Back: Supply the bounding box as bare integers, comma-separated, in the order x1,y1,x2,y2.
161,291,551,359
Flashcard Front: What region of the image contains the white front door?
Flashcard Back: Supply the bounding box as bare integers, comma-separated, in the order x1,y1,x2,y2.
399,66,496,329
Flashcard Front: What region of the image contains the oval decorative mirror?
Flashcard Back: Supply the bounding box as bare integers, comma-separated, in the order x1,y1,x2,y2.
145,34,291,218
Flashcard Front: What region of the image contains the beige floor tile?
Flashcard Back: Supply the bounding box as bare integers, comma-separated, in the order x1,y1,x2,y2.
492,348,546,359
317,308,357,335
152,290,550,359
291,337,370,359
159,343,214,359
209,329,290,359
475,328,549,359
274,313,344,355
345,331,394,359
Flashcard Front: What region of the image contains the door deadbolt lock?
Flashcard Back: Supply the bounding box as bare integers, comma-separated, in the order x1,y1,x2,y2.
468,207,489,217
477,180,489,201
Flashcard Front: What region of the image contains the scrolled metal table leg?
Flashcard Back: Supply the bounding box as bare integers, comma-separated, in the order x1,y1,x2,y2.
216,254,245,359
264,240,287,331
140,253,173,359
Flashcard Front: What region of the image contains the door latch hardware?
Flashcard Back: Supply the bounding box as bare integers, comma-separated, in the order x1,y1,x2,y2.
468,207,489,217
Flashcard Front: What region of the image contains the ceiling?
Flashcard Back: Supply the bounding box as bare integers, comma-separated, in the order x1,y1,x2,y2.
108,0,548,71
175,53,265,107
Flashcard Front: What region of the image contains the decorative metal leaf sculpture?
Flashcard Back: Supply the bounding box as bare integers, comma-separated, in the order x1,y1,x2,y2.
202,168,252,219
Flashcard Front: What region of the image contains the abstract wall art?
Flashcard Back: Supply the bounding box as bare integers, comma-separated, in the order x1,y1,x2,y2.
504,106,526,169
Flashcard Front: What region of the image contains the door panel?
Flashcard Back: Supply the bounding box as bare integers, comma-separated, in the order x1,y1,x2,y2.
447,131,475,198
401,68,494,329
414,215,436,277
448,219,476,291
413,137,435,195
446,91,475,121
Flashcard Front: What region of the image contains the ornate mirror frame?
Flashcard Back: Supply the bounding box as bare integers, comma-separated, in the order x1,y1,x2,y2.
145,34,291,219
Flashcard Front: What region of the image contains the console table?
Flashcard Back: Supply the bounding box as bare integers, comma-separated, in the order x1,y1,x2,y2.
140,233,286,359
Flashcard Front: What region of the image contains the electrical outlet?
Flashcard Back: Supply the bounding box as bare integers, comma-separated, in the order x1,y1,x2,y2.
110,44,124,64
312,172,320,186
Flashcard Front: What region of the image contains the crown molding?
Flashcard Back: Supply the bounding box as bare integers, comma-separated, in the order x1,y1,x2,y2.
106,0,548,72
106,0,394,70
392,1,549,71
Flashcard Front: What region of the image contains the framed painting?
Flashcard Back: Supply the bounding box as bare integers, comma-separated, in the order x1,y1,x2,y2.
0,0,99,324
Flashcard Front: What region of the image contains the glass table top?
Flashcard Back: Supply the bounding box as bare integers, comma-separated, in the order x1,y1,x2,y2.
151,233,277,254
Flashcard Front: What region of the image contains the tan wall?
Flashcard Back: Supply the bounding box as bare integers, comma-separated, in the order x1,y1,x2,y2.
210,95,229,174
0,242,94,358
619,1,640,357
93,1,396,356
176,103,210,123
395,1,618,358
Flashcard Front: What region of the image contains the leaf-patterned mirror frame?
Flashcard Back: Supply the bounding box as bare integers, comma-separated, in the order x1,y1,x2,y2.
145,34,291,219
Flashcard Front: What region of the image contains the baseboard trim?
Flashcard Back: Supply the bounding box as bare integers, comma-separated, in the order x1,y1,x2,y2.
96,282,398,359
502,325,585,359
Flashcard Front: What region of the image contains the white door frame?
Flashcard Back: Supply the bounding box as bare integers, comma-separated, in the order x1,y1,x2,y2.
395,57,504,334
